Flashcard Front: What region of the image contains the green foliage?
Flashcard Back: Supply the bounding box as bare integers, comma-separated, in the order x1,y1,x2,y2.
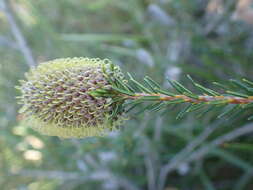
104,71,253,120
0,0,253,190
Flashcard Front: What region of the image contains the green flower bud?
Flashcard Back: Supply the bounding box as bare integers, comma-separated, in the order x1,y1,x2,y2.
17,57,124,138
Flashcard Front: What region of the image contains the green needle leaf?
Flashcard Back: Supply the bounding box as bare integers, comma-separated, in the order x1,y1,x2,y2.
127,73,152,93
248,115,253,120
242,78,253,86
111,86,135,96
187,75,220,96
154,88,176,96
176,104,192,119
144,76,161,89
226,91,249,98
217,105,241,118
230,79,251,92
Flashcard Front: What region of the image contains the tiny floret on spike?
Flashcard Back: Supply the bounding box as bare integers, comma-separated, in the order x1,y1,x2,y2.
17,57,124,138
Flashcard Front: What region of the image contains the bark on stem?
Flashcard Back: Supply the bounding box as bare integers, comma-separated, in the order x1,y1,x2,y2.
125,93,253,104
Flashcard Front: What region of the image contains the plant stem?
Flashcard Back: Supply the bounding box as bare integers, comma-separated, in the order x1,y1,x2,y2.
124,93,253,104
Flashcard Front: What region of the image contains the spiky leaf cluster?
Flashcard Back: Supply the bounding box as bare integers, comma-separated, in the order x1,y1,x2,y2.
17,57,124,138
109,73,253,120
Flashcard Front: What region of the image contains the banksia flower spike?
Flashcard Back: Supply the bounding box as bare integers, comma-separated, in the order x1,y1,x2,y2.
17,57,253,139
17,57,125,138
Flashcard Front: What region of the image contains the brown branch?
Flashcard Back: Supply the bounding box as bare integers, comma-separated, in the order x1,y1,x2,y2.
125,93,253,105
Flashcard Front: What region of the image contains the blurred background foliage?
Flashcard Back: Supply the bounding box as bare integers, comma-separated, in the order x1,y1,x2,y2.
0,0,253,189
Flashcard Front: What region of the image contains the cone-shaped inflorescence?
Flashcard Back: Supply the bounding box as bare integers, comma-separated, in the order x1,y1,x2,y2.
17,57,125,138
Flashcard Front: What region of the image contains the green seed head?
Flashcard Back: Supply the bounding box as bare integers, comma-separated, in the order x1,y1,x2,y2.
17,57,124,138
